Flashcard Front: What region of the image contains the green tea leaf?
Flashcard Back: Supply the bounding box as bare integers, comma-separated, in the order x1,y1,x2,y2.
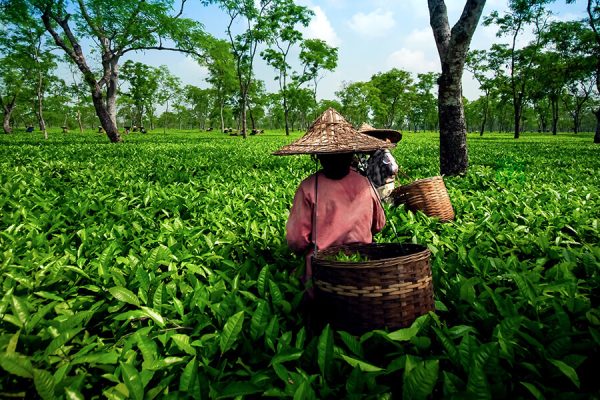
10,295,29,326
171,334,196,356
109,286,140,307
72,351,120,365
386,314,430,341
250,301,270,340
257,265,270,298
216,381,262,399
7,330,19,354
179,357,198,392
270,349,303,365
318,324,334,379
0,353,34,378
139,306,165,327
520,382,544,400
340,354,383,372
64,387,85,400
120,362,144,400
34,368,56,400
220,311,244,354
549,359,580,389
403,357,439,400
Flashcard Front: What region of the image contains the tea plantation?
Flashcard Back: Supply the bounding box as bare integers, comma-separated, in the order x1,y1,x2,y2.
0,130,598,399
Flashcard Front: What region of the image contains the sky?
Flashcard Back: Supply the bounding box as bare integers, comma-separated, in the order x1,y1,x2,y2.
130,0,587,102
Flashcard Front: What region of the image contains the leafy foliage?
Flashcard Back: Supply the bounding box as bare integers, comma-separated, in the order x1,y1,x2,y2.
0,130,598,398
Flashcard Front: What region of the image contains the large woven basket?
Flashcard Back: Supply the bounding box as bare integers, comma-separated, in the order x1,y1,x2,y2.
391,176,455,222
312,243,434,334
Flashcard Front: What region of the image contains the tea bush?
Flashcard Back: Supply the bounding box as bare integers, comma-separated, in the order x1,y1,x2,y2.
0,130,598,399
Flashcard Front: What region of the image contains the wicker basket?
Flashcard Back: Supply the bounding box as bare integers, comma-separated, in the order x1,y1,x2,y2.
312,243,434,334
391,176,455,222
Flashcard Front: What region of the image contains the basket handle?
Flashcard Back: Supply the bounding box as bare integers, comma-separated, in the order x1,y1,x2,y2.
311,158,319,258
396,167,412,182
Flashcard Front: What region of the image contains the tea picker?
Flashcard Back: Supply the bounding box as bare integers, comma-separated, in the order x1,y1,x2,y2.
274,108,435,335
356,123,403,203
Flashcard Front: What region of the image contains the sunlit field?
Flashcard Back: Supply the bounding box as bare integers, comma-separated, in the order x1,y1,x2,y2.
1,130,598,399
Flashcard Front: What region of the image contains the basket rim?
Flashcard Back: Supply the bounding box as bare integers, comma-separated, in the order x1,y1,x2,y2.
396,175,444,189
313,242,430,269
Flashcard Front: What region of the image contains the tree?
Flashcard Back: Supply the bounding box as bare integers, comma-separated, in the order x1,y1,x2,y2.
120,60,161,130
287,85,317,131
566,0,600,142
370,68,414,129
296,39,338,102
485,0,551,139
66,62,89,133
409,72,439,132
428,0,486,176
0,53,27,134
156,65,181,134
204,38,237,133
184,85,211,130
27,0,206,142
0,0,56,137
261,0,312,136
465,50,495,135
336,81,382,127
246,79,268,131
214,0,278,138
562,75,595,133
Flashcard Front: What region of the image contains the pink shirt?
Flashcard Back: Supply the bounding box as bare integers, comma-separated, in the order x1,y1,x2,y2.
286,169,386,280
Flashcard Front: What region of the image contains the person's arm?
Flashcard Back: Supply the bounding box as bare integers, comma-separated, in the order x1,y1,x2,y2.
286,184,313,254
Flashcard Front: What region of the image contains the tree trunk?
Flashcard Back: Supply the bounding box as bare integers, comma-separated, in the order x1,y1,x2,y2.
3,113,12,134
284,99,290,136
428,0,485,176
77,109,83,133
513,102,521,139
220,98,225,133
438,75,469,175
594,108,600,143
3,106,15,134
164,100,169,134
36,73,48,140
479,93,489,136
240,96,248,138
106,60,119,128
248,103,256,131
551,96,559,135
92,88,121,142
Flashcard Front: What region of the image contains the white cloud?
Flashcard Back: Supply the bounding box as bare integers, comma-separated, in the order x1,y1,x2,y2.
348,8,396,37
302,6,341,47
404,28,436,51
386,48,439,74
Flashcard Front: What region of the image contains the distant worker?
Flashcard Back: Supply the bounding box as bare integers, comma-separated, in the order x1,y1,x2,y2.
356,123,402,203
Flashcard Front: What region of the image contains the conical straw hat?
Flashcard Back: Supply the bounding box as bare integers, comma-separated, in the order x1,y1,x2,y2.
273,108,394,155
358,123,402,143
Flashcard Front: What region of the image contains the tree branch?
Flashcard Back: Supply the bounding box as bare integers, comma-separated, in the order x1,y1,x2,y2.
76,0,108,52
118,0,189,53
41,6,99,90
121,45,204,59
428,0,451,61
448,0,486,64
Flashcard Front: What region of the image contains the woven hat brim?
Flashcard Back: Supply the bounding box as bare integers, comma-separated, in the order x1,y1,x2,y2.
273,107,396,156
360,129,402,143
272,140,395,156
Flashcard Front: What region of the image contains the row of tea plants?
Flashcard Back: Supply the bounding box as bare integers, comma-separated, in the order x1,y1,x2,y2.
0,130,598,399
